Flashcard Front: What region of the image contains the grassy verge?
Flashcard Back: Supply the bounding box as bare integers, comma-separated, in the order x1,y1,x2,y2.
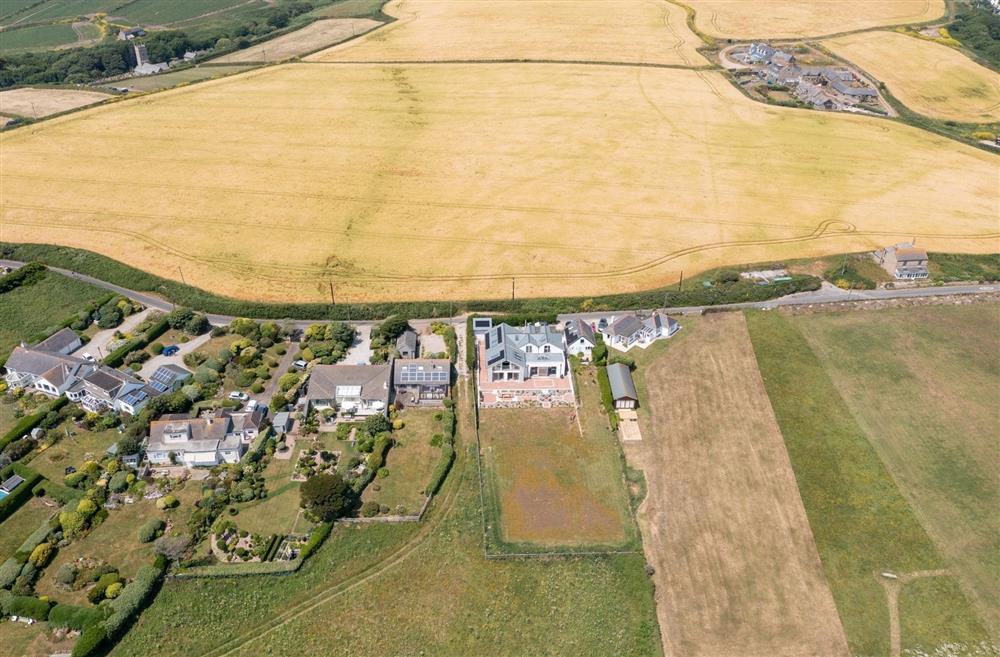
0,243,820,321
929,253,1000,283
746,310,990,656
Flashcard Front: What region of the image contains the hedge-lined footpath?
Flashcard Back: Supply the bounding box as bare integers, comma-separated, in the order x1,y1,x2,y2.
0,261,46,294
0,243,822,321
0,396,68,452
0,462,44,522
102,315,169,368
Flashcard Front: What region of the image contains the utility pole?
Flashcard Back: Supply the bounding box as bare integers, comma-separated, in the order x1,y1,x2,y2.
511,278,515,301
177,265,186,285
329,282,336,305
678,270,684,291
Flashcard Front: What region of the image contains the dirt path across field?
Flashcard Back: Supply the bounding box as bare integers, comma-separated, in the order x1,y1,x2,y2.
876,569,952,657
624,313,849,657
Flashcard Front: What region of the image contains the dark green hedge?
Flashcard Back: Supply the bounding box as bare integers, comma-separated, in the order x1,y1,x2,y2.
71,623,107,657
300,522,333,560
596,367,619,431
0,463,43,522
0,262,46,294
49,603,107,630
0,243,821,321
424,409,456,497
103,316,169,367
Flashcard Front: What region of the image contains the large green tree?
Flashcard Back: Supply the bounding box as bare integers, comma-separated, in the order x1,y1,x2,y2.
299,473,352,522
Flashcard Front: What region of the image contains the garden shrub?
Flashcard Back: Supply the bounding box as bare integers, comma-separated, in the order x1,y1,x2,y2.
361,501,379,517
104,582,123,599
49,603,106,630
0,558,20,588
55,563,78,586
137,518,164,543
28,542,53,568
71,622,107,657
64,471,88,488
6,594,51,620
103,564,163,637
149,342,164,355
108,470,128,493
155,494,178,510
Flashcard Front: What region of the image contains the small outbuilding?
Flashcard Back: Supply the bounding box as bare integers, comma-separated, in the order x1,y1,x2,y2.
396,329,418,359
606,363,638,410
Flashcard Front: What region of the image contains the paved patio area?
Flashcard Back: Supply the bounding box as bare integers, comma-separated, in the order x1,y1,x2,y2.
618,409,643,442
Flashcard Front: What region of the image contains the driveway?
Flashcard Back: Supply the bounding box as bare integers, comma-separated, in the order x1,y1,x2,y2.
344,325,373,365
138,332,212,379
71,308,152,360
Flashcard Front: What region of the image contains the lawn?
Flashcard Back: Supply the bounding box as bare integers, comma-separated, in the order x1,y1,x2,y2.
0,497,54,563
746,310,992,656
5,59,997,304
625,313,848,657
113,384,662,657
0,270,109,359
478,399,635,551
27,422,119,482
929,253,1000,283
826,30,1000,122
0,620,74,657
791,303,1000,640
361,407,443,515
0,23,78,52
233,445,310,537
0,398,18,436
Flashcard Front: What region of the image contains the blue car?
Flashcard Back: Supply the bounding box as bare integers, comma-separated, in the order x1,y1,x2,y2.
162,345,180,356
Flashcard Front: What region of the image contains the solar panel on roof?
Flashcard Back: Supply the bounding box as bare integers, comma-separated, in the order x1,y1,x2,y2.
149,380,170,393
120,390,148,406
399,364,448,384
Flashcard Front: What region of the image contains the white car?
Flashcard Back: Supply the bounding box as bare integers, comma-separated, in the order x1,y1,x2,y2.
228,391,249,402
82,352,96,362
246,399,259,411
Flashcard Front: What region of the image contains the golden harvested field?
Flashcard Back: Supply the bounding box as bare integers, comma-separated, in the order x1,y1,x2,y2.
0,87,110,118
309,0,707,65
794,303,1000,638
827,31,1000,123
625,313,849,657
685,0,945,39
213,18,382,63
1,62,998,303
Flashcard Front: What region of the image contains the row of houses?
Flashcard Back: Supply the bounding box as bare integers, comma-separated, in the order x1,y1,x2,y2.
3,328,190,416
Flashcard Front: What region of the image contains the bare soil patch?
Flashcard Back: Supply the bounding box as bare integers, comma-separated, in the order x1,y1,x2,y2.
625,312,849,657
214,18,381,63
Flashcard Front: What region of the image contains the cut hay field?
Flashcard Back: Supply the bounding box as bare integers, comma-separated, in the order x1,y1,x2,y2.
792,303,1000,639
0,87,110,117
2,62,997,303
748,310,993,656
826,31,1000,123
214,18,382,63
309,0,705,65
625,313,848,657
479,404,634,549
685,0,945,39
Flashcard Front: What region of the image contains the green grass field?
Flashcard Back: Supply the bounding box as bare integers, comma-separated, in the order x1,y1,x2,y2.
0,0,118,26
114,0,268,26
0,498,54,562
0,270,109,359
101,64,255,93
928,253,1000,283
113,383,660,657
792,303,1000,639
361,408,442,514
234,447,309,537
746,310,992,656
0,23,78,52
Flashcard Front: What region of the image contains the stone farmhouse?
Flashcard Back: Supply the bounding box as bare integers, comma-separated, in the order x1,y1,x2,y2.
873,243,929,280
600,312,679,352
146,409,264,467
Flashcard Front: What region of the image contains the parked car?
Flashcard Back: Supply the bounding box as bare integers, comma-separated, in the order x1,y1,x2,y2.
246,399,259,411
82,352,96,362
228,391,249,402
65,466,76,475
292,359,307,370
162,345,180,356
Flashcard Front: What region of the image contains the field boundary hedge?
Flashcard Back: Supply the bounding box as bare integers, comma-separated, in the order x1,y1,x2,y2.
0,462,43,522
0,396,68,452
0,243,822,321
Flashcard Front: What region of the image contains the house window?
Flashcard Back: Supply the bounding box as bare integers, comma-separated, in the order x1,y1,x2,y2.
524,345,533,353
543,345,551,353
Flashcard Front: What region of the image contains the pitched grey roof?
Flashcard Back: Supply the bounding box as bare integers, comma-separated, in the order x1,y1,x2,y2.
485,323,563,368
564,318,596,346
396,330,418,355
34,328,80,354
307,363,391,402
4,346,88,377
148,414,234,454
607,315,645,339
607,363,637,401
394,359,450,386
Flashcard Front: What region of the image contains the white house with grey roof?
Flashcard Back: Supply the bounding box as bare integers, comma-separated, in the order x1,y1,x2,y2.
393,358,450,405
563,318,597,361
33,328,82,356
305,363,392,417
3,345,94,398
600,313,679,352
147,413,247,466
66,366,154,416
484,323,566,383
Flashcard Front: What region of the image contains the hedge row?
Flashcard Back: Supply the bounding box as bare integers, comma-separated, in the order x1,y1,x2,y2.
32,477,82,505
0,262,46,294
0,589,52,619
0,396,68,452
352,434,392,494
0,463,43,522
596,366,619,432
0,243,822,321
175,522,333,579
261,534,281,562
300,522,333,560
424,409,456,497
49,603,107,630
102,316,169,368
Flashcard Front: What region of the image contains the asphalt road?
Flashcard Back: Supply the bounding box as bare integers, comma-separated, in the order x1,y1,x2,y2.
2,259,995,330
